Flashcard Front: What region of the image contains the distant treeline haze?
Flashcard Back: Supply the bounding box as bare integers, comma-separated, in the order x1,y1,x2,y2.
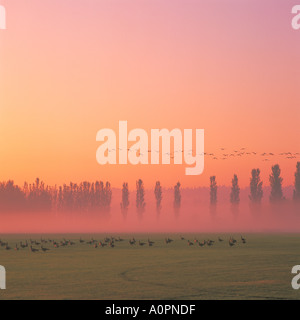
0,162,300,214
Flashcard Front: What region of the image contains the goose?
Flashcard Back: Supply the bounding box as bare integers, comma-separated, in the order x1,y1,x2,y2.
229,240,235,247
198,241,205,247
109,241,115,248
30,246,39,252
165,238,173,244
230,237,237,244
99,241,106,247
207,240,214,246
148,239,155,246
41,246,50,252
129,239,135,245
20,241,26,249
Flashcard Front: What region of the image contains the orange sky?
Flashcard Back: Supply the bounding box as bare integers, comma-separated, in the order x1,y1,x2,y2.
0,0,299,189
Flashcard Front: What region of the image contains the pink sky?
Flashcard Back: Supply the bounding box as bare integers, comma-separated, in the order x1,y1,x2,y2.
0,0,299,189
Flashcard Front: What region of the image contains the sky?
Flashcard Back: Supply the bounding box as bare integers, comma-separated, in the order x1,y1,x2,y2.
0,0,300,190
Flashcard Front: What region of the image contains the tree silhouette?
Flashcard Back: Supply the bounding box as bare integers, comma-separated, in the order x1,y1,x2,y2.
293,162,300,202
136,179,145,218
27,178,52,212
0,180,26,212
210,176,217,205
269,164,284,202
174,182,181,217
154,181,162,217
104,182,112,212
249,169,263,203
230,174,240,204
120,182,130,219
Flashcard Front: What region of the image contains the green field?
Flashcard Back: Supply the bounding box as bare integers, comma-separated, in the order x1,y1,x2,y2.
0,233,300,300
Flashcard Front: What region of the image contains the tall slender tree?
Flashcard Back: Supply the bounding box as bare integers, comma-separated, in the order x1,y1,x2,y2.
136,179,146,218
174,182,181,217
269,164,284,202
120,182,130,219
293,162,300,201
249,168,263,203
104,182,112,213
154,181,162,217
210,176,217,205
230,174,240,204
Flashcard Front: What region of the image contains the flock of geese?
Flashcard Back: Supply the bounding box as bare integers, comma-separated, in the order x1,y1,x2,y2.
108,146,299,162
0,235,247,253
180,235,246,247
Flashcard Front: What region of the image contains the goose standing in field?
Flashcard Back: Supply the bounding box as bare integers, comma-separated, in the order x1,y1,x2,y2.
41,246,50,252
206,240,214,246
30,246,39,252
218,237,224,242
14,244,19,251
180,236,185,240
79,237,84,243
53,242,59,248
165,238,173,244
129,238,136,245
99,241,106,247
230,237,237,244
139,240,146,246
198,240,206,247
5,244,10,250
148,239,155,246
241,236,246,244
229,239,235,247
187,240,194,246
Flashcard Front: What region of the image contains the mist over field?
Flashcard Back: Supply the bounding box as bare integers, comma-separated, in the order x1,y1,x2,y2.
1,186,299,234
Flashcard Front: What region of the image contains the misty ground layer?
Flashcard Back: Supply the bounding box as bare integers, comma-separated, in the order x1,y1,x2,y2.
0,233,299,300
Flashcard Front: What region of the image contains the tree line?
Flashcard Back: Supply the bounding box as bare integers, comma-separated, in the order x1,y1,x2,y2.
0,162,300,215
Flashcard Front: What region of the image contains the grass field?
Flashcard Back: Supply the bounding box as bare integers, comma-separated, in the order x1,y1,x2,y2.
0,233,300,300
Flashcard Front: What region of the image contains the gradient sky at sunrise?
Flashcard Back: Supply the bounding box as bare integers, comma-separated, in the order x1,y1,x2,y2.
0,0,299,189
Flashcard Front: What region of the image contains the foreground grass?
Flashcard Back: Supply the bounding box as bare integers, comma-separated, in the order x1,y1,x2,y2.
0,233,299,300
